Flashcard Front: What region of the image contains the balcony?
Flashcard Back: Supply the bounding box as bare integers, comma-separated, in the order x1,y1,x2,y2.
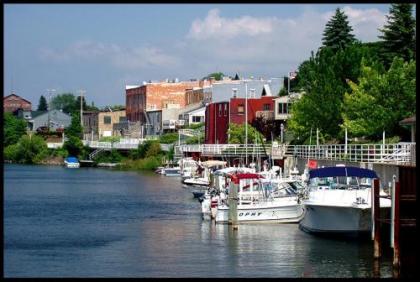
255,110,274,120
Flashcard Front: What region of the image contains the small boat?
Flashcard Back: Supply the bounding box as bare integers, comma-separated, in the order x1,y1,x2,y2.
299,166,391,236
215,173,305,224
192,190,206,199
162,167,181,177
64,157,80,168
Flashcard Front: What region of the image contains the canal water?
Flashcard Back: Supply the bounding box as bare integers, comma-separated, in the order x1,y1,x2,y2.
4,164,394,278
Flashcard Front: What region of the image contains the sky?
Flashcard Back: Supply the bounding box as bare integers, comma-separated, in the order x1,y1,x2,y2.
4,3,396,108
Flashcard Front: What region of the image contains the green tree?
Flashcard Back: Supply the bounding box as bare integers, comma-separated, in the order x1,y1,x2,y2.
50,93,77,114
203,72,225,81
342,57,416,139
288,44,383,142
65,112,83,139
3,112,27,146
4,134,48,164
37,95,48,111
63,135,83,157
322,8,357,52
228,123,264,144
379,3,416,67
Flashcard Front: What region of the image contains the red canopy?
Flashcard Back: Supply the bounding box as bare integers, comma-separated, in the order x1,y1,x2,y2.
228,173,264,184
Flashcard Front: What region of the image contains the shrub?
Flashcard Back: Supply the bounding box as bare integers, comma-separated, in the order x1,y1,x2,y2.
159,132,179,144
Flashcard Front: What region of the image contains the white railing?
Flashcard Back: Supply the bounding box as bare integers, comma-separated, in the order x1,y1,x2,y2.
287,143,415,165
175,142,416,165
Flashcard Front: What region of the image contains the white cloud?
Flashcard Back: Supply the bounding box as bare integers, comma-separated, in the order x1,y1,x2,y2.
39,40,179,70
188,9,275,40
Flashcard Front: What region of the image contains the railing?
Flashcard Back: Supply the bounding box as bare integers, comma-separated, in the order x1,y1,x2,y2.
178,128,202,137
286,143,416,165
175,142,416,165
47,142,64,149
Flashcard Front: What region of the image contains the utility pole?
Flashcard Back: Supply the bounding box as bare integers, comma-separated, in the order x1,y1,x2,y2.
46,89,56,132
79,89,86,138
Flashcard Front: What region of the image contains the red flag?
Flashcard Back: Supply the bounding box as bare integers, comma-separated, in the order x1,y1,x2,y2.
308,159,317,169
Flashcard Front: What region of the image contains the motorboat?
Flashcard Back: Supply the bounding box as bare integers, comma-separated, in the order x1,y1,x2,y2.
64,157,80,168
179,158,198,179
299,166,391,236
183,160,227,187
162,166,181,176
215,173,305,224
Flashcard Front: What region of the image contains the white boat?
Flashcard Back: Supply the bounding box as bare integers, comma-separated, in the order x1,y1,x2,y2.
162,167,181,176
64,157,80,168
183,160,227,187
214,173,305,224
179,158,198,179
200,166,256,220
299,166,391,236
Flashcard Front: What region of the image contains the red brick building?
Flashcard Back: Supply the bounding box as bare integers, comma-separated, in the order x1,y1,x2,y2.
125,81,200,123
229,96,275,124
3,93,32,113
204,101,230,144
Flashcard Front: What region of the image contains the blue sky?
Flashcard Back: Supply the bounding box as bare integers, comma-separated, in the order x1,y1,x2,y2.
5,4,395,108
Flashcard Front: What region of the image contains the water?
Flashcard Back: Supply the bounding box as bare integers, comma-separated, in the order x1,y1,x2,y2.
4,164,393,278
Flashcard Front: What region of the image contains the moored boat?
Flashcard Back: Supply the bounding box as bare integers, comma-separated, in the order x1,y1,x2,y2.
64,157,80,168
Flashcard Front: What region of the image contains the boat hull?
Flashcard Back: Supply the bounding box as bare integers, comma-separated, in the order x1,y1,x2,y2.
215,201,305,224
299,204,389,235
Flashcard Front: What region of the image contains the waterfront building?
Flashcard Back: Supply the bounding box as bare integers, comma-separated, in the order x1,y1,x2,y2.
4,92,32,113
273,92,302,122
179,105,206,127
26,109,71,132
125,80,201,124
97,109,126,138
82,111,99,141
204,101,230,144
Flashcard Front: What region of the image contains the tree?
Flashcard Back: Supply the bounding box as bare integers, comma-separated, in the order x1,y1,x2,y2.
4,134,48,164
63,135,83,157
37,95,48,111
288,44,383,142
228,123,264,144
203,72,225,81
322,8,357,52
50,93,77,114
65,112,83,139
250,117,281,141
342,57,416,139
379,3,416,67
3,112,27,146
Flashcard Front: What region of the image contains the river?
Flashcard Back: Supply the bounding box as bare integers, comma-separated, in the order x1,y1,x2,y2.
4,164,394,277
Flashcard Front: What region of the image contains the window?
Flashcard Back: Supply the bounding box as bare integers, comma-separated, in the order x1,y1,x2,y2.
238,104,244,114
278,103,288,114
224,104,228,116
218,104,222,117
104,116,111,124
119,116,127,122
263,104,270,111
192,116,202,123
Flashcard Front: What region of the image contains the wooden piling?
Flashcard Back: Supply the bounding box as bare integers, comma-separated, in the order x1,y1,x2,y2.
393,181,400,270
228,176,239,230
373,178,381,259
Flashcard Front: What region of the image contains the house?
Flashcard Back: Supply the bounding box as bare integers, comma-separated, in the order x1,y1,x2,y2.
82,111,99,141
204,101,230,144
97,109,126,138
229,96,276,125
26,110,71,132
179,105,206,127
273,92,302,121
4,92,32,113
399,115,416,142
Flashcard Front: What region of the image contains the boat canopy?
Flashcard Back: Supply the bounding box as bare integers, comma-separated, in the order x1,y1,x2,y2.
213,167,254,176
309,166,378,179
229,173,264,184
201,160,227,167
65,157,79,163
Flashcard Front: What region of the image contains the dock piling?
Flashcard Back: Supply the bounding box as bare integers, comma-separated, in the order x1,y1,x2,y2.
228,176,239,230
372,178,381,259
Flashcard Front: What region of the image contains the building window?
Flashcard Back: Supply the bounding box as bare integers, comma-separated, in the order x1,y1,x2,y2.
263,104,270,111
192,116,202,123
278,103,288,114
104,116,111,124
218,104,222,117
119,116,127,122
224,104,228,116
237,104,244,114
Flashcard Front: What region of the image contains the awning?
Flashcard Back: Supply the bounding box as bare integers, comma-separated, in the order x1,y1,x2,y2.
309,166,377,179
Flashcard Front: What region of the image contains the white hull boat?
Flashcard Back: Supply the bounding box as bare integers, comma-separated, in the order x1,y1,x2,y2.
299,166,391,235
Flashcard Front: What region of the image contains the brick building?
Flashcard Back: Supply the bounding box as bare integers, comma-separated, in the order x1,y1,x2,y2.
3,92,32,113
97,109,126,138
125,80,201,124
204,101,230,144
229,96,276,125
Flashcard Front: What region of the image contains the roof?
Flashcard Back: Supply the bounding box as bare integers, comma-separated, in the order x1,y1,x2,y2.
399,115,416,125
309,166,378,179
4,93,32,104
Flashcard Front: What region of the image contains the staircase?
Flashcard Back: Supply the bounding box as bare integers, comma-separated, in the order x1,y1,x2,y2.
89,148,105,160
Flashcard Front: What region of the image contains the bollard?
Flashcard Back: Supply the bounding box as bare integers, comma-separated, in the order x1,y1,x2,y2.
373,178,381,259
